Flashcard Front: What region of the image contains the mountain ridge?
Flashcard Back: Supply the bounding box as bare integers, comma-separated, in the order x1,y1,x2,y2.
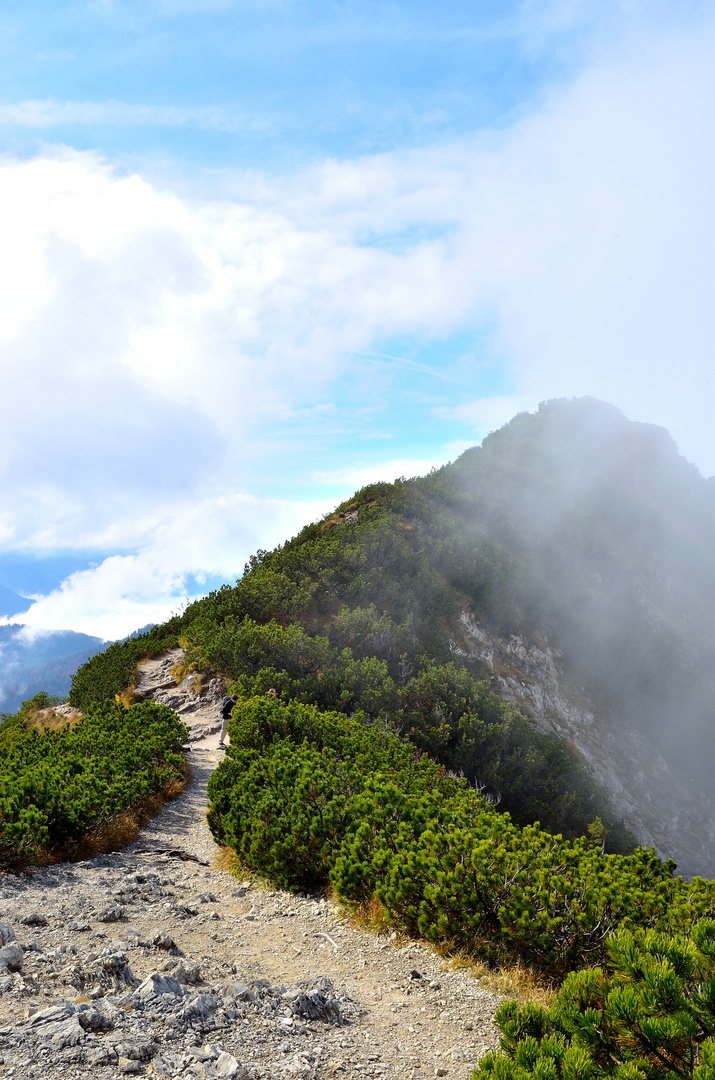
68,396,715,875
0,626,107,713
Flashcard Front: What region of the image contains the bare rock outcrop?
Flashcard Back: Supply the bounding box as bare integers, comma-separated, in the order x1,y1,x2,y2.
458,611,715,878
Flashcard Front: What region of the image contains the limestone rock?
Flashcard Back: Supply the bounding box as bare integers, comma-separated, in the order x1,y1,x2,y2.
96,904,125,923
0,922,15,946
0,943,23,972
137,971,183,1000
215,1050,245,1078
20,913,47,927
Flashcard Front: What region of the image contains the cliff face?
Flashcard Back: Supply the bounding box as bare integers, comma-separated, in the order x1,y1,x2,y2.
457,611,715,879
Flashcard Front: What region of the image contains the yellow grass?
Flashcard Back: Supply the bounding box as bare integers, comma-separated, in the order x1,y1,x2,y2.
114,688,137,708
216,847,268,885
170,659,191,684
442,950,557,1008
337,892,557,1006
23,706,83,733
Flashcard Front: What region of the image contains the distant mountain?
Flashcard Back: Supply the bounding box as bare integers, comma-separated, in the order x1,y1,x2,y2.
0,586,34,618
0,626,107,713
120,624,156,642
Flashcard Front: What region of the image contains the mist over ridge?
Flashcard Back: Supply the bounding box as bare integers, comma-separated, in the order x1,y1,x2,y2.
0,626,107,713
67,395,715,876
450,397,715,779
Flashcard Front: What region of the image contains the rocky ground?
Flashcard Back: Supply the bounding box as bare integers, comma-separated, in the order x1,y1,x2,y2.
0,653,502,1080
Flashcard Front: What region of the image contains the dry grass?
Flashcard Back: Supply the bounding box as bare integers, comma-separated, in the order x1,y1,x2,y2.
442,950,557,1008
337,892,557,1006
114,685,138,708
217,850,295,894
216,847,247,877
321,504,360,531
321,499,378,532
169,657,206,696
186,673,205,696
216,847,274,888
24,707,83,733
170,659,192,684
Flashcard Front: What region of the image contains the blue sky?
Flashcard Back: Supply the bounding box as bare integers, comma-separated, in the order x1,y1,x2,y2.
1,0,714,638
0,1,597,167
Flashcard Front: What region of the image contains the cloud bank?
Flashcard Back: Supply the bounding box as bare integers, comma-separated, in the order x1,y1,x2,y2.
2,12,714,636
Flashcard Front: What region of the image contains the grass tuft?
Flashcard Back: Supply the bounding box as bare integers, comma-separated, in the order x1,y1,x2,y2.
24,706,83,733
337,890,556,1006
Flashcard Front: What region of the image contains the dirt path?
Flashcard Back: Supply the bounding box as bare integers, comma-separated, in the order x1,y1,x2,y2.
0,657,502,1080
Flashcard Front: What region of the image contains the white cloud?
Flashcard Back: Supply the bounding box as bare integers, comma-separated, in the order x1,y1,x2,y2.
3,492,332,639
447,396,539,437
467,20,715,471
2,10,715,637
0,146,469,553
312,456,447,490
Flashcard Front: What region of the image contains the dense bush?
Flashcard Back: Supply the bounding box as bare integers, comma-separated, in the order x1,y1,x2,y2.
207,696,715,976
67,432,644,852
477,921,715,1080
78,402,711,848
0,698,187,864
189,614,633,850
69,617,185,709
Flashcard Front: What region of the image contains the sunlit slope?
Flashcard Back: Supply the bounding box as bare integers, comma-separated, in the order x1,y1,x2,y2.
71,397,715,863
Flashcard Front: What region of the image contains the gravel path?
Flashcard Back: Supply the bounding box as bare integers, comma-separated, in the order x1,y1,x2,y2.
0,656,502,1080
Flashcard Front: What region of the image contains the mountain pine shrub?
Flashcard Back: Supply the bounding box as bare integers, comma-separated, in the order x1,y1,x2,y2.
68,617,186,708
477,921,715,1080
0,699,187,864
207,696,715,977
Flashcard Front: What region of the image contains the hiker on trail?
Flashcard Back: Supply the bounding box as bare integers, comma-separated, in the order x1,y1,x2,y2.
218,694,237,749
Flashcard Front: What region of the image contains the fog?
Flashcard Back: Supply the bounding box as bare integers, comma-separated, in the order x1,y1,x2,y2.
453,397,715,794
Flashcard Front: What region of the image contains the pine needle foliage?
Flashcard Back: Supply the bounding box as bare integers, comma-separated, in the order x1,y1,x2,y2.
207,696,715,978
0,699,187,865
478,922,715,1080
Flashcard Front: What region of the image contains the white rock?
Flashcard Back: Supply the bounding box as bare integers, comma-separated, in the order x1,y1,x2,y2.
0,942,23,971
0,922,16,946
215,1051,243,1078
136,971,182,999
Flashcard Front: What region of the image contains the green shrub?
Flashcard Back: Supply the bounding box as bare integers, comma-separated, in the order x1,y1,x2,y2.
0,699,187,864
69,453,640,852
188,616,631,850
207,697,714,976
477,921,715,1080
68,618,185,709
